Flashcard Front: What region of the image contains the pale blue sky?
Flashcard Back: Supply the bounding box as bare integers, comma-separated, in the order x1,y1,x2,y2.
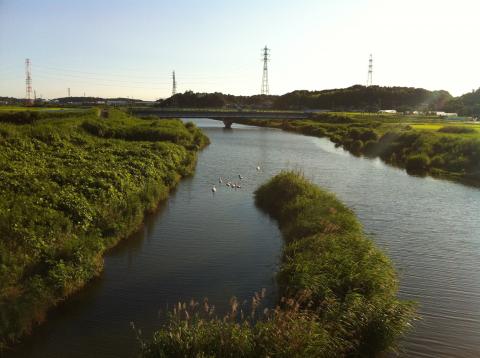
0,0,478,99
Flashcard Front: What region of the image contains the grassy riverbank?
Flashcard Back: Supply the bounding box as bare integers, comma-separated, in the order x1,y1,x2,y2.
239,113,480,186
0,109,209,349
139,171,415,357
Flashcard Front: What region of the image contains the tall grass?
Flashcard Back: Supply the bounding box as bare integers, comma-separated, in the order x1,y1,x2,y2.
140,171,415,357
0,110,209,349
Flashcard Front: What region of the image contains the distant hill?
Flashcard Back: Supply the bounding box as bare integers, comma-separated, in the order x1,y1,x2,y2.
52,97,142,104
272,85,453,112
157,91,278,109
443,89,480,116
156,86,458,112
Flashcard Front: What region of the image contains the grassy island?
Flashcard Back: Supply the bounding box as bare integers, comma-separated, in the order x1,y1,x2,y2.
0,109,209,348
140,171,415,357
239,113,480,186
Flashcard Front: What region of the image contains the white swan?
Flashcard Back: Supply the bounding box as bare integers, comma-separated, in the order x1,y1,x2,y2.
256,166,261,171
212,185,216,193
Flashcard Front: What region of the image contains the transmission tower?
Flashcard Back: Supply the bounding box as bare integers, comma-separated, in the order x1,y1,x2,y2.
25,59,33,106
172,71,177,96
261,46,270,95
68,88,71,97
367,54,373,87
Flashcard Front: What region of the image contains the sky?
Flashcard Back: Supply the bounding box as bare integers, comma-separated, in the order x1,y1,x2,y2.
0,0,479,100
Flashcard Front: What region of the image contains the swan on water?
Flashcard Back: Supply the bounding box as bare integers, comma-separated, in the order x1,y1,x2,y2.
256,166,261,171
219,177,223,184
212,185,217,193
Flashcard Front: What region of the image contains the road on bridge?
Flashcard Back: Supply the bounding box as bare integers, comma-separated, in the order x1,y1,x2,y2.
130,108,312,128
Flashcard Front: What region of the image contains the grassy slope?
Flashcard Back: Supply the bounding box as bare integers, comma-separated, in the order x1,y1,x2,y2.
140,172,415,357
238,113,480,186
0,109,209,348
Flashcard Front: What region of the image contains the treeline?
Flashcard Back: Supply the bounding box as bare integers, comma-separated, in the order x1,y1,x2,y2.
273,85,453,112
157,91,277,109
155,85,470,112
443,88,480,116
53,97,141,104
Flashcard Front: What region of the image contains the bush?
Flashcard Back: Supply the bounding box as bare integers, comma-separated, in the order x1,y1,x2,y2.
351,139,364,153
438,126,476,134
364,140,378,155
431,155,445,168
406,154,430,173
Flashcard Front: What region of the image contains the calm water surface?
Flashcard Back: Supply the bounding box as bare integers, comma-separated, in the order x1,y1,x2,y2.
9,119,480,357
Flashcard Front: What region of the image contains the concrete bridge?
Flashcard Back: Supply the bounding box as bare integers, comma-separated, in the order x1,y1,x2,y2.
130,108,311,128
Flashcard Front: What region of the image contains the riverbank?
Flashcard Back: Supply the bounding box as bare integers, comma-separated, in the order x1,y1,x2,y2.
238,113,480,186
0,109,209,349
140,171,415,357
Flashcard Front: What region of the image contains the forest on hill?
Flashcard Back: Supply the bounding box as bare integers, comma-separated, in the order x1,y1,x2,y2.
156,85,479,115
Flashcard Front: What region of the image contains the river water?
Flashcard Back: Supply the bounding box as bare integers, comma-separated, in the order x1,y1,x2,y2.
9,118,480,357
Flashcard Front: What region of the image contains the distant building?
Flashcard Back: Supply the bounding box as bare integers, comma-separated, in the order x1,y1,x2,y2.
378,110,397,114
435,112,458,117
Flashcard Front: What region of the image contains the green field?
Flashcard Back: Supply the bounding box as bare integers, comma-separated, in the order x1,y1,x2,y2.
410,123,480,138
0,109,209,348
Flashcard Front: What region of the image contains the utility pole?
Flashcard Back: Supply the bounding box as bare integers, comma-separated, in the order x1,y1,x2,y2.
172,71,177,96
68,88,71,97
367,54,373,87
261,46,270,95
25,58,33,106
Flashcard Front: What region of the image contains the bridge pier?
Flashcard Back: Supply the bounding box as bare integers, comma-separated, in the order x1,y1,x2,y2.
222,119,233,129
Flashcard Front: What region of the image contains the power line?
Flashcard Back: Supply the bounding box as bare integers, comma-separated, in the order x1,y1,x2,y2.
261,46,270,95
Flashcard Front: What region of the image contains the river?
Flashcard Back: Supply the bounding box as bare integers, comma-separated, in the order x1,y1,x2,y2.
8,118,480,357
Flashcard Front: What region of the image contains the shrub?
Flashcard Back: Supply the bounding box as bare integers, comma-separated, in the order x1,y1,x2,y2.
431,155,445,168
351,139,364,153
406,154,430,173
364,140,378,155
438,126,476,134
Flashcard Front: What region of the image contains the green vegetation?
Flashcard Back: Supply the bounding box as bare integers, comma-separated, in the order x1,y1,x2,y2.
153,85,460,113
273,85,452,112
140,172,415,357
157,90,276,109
437,126,477,134
239,114,480,186
0,109,209,348
443,88,480,117
0,108,91,124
